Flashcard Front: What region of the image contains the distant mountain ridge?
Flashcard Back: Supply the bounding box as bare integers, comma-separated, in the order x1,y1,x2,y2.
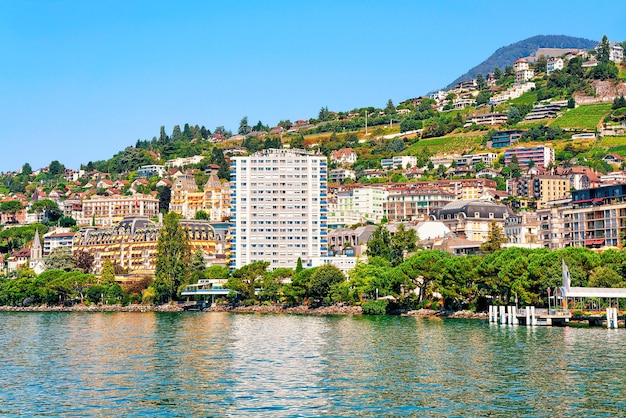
446,35,598,89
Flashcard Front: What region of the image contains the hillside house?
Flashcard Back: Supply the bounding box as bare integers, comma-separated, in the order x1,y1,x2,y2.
546,57,564,75
330,148,358,166
595,40,624,63
487,130,523,149
603,154,624,166
381,156,417,170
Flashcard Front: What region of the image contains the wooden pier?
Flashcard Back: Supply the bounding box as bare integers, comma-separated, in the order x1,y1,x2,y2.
488,305,621,328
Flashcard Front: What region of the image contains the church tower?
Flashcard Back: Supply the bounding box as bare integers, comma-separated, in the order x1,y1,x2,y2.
29,229,45,274
31,229,42,262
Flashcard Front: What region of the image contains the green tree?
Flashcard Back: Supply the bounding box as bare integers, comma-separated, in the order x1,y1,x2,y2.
390,224,418,266
535,55,547,73
45,248,76,272
476,73,485,90
308,264,345,304
598,35,610,65
158,186,171,213
367,225,392,260
195,210,209,220
59,216,76,227
296,257,303,274
385,99,396,114
318,106,330,121
589,266,622,288
227,261,269,302
159,125,169,143
290,134,305,150
171,125,182,141
480,221,506,254
29,199,62,224
21,163,32,176
73,250,94,274
154,213,192,302
189,249,207,283
238,116,251,135
206,265,230,280
567,97,576,109
210,146,230,180
612,96,626,110
48,160,64,176
100,259,116,285
387,138,406,153
0,200,24,224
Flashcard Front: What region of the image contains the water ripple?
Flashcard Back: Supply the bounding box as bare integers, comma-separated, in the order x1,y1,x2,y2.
2,312,626,416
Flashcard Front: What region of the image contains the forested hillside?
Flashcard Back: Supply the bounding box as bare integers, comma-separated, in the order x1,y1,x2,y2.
447,35,598,88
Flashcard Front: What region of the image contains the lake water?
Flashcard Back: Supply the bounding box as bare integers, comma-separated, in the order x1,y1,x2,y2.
1,312,626,417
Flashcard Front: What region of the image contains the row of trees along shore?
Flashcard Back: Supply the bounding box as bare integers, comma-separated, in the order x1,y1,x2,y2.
2,215,626,314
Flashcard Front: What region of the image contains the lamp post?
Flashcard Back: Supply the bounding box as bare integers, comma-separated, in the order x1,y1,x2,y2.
547,287,551,313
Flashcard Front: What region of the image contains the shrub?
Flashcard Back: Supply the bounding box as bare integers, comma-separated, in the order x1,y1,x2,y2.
362,299,389,315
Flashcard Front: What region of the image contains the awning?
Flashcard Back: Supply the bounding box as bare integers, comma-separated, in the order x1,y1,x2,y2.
573,199,592,204
592,198,604,203
584,239,605,245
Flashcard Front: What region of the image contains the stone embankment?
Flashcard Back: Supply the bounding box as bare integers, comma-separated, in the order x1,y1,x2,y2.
207,304,362,315
404,309,487,319
0,303,488,318
0,304,184,313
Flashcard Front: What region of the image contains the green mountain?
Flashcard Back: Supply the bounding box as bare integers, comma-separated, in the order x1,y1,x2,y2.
446,35,598,89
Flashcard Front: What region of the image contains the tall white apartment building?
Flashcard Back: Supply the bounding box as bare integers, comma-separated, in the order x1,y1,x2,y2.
230,149,328,270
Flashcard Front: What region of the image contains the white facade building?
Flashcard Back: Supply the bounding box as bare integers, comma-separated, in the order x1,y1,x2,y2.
328,186,388,227
381,156,417,170
137,165,166,178
546,57,564,75
230,149,328,270
165,155,205,168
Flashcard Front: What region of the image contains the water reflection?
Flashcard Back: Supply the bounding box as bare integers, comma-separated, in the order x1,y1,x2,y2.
2,312,626,416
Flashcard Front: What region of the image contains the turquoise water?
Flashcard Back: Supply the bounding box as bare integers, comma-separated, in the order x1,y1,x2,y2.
1,312,626,417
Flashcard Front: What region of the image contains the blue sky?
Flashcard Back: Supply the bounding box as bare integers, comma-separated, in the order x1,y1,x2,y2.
1,0,624,172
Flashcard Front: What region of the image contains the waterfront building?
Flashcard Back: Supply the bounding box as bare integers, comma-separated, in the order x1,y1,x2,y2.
229,149,328,270
78,194,160,227
72,216,225,274
564,184,626,249
503,212,540,248
327,225,377,256
536,206,568,249
433,200,513,242
385,187,455,221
